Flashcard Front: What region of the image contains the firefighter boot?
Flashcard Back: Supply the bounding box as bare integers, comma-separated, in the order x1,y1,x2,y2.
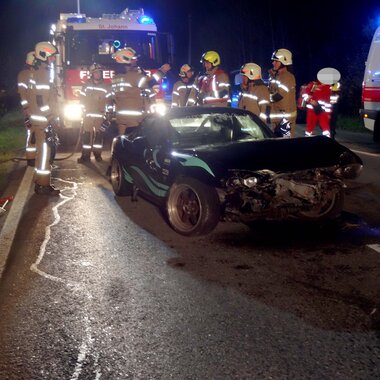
35,184,60,196
93,152,103,162
77,151,91,163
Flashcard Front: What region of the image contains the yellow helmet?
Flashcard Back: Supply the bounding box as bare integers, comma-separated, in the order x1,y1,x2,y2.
25,51,35,66
179,64,193,77
112,47,137,64
331,82,341,92
35,41,58,61
201,51,220,67
240,63,262,80
271,48,292,66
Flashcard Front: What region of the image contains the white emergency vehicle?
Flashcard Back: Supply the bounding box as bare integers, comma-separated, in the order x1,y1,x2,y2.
361,26,380,142
51,8,173,127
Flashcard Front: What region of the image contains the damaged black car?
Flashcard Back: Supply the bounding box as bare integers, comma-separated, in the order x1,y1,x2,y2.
110,107,363,236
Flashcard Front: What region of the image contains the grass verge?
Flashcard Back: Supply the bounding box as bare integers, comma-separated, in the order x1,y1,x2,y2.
0,109,25,192
336,115,371,133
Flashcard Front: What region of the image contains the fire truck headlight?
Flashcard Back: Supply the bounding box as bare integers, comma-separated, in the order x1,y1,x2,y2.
63,104,83,121
150,103,167,116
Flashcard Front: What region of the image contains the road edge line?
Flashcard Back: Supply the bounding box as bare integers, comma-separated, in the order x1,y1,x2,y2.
367,244,380,253
0,166,34,279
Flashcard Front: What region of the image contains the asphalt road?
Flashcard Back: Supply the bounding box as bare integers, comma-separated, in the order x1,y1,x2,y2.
0,128,379,379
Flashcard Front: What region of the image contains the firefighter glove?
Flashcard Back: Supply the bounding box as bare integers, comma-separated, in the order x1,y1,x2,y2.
313,104,323,115
100,119,111,132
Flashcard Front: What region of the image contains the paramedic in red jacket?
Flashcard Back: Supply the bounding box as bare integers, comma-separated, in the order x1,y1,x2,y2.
302,79,332,138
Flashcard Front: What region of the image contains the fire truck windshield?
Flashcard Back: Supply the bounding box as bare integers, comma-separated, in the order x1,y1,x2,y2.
65,29,165,69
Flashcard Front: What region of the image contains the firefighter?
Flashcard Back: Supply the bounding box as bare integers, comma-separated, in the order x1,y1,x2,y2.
268,48,297,138
171,64,194,107
78,63,112,163
17,51,36,166
111,47,171,135
238,63,270,122
28,41,60,195
303,77,333,138
187,51,230,107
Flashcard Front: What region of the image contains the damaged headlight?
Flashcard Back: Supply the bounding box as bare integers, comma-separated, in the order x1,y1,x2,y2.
334,152,363,179
225,174,258,188
243,177,258,188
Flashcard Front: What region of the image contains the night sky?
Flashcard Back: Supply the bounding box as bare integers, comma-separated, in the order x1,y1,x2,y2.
1,0,380,113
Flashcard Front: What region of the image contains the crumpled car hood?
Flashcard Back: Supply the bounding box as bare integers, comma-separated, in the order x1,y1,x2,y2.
177,136,361,176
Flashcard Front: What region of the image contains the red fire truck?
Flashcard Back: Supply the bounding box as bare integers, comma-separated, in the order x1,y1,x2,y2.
51,8,173,127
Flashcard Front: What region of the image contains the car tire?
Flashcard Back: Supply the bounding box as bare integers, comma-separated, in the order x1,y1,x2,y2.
166,177,220,236
298,188,344,221
110,157,132,196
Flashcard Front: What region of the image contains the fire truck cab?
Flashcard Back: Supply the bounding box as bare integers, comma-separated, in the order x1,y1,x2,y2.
361,26,380,142
51,8,173,128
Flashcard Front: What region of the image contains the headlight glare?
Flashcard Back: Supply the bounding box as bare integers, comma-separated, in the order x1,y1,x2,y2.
63,103,83,121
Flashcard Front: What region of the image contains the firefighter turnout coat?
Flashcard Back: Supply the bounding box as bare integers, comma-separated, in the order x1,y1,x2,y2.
171,79,193,107
269,69,297,136
17,67,32,113
80,78,112,153
28,62,59,186
111,66,166,134
17,66,36,160
238,80,270,122
187,68,231,107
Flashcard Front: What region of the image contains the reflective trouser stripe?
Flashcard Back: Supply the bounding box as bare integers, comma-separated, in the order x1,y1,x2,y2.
25,127,36,160
33,126,51,186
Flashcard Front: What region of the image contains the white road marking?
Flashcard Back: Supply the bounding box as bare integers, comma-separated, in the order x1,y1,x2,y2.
351,149,380,158
70,314,93,380
30,178,78,283
367,244,380,253
28,178,99,379
0,166,34,279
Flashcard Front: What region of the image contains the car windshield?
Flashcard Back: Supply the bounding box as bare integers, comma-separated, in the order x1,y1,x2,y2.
168,113,268,147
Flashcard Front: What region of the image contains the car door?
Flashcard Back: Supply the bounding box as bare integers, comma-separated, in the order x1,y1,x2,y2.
128,118,172,203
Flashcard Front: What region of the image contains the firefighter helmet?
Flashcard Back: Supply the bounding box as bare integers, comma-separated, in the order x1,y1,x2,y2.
240,63,262,80
112,48,137,64
35,41,58,61
179,64,193,77
89,63,103,74
271,48,292,66
25,51,35,66
201,51,220,67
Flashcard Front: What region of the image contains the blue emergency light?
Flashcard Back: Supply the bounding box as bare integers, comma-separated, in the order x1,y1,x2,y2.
138,15,154,24
67,16,86,23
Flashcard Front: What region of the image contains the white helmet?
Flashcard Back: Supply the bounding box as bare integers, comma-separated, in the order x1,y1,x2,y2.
112,47,137,64
240,63,262,80
25,51,35,66
271,48,292,66
35,41,57,61
179,64,193,77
